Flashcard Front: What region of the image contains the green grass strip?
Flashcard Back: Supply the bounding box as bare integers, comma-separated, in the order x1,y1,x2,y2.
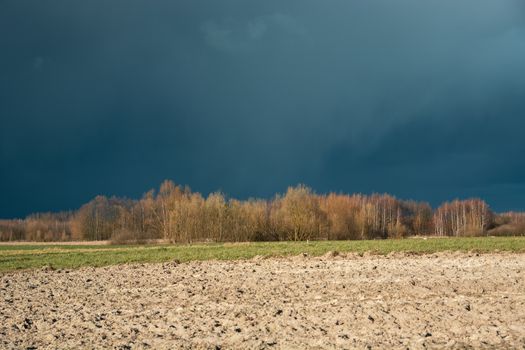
1,237,524,272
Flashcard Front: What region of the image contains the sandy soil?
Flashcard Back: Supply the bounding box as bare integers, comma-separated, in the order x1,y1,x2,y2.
1,252,524,349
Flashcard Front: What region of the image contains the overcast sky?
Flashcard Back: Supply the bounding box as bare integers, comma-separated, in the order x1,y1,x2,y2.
1,0,525,217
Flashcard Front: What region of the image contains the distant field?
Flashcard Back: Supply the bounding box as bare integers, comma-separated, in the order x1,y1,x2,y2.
1,237,524,272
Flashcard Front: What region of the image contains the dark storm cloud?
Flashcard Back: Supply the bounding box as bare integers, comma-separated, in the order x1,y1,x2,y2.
1,0,524,217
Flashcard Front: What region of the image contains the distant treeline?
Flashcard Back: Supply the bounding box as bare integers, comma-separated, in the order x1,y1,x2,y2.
1,181,524,242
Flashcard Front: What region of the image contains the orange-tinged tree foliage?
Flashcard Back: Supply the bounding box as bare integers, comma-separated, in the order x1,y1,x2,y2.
0,180,517,242
433,199,493,236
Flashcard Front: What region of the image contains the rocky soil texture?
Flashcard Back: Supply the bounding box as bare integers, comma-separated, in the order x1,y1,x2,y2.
1,252,524,349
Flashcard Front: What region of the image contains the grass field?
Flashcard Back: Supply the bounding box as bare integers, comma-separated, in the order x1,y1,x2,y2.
1,236,524,272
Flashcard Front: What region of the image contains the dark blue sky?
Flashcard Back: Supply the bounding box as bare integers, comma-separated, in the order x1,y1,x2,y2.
1,0,525,218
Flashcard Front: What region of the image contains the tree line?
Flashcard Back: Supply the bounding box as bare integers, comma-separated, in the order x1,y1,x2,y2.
1,180,523,242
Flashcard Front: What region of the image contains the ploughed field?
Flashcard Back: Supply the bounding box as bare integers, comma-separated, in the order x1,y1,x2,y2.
1,249,524,349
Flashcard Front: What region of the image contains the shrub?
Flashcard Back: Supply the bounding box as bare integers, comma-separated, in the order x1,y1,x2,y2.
110,228,148,245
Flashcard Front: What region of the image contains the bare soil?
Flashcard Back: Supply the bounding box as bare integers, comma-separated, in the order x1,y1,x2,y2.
1,252,524,349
